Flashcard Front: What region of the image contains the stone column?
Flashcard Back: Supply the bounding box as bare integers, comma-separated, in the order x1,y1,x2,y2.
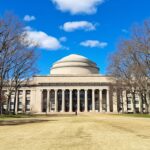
122,90,127,113
92,89,95,112
106,89,110,112
46,90,50,113
99,90,103,112
113,90,118,113
49,90,51,112
54,89,58,112
62,90,65,112
77,90,80,112
40,90,43,113
69,90,72,112
84,90,88,112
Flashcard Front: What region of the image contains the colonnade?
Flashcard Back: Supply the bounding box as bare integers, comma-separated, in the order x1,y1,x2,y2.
41,89,110,113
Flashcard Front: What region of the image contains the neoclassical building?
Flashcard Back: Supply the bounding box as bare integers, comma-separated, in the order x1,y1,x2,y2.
5,54,143,113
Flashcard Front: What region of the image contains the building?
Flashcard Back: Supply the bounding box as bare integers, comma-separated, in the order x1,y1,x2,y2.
4,54,144,113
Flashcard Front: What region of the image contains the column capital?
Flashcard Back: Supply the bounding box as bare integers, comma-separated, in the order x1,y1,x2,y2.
31,89,36,92
54,89,58,92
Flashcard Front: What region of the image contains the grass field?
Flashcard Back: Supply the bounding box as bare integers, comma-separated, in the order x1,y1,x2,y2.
0,113,150,150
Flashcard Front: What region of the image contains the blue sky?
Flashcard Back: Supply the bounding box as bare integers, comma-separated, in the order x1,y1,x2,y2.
0,0,150,75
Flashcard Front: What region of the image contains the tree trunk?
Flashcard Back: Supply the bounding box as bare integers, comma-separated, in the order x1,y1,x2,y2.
0,88,3,115
7,94,11,114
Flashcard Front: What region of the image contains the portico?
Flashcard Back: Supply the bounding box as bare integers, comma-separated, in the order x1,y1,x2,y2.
41,88,110,113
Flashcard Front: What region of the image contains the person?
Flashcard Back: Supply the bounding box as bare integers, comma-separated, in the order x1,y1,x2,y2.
75,110,77,116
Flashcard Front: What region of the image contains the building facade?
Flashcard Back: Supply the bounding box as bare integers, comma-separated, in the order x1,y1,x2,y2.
4,54,145,113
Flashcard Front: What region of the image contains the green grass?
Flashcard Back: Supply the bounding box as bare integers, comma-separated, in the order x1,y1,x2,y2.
0,113,75,120
0,114,35,120
0,113,150,120
113,113,150,118
0,114,54,119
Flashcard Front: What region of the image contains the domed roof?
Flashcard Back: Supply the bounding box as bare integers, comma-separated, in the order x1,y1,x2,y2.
50,54,99,75
58,54,92,63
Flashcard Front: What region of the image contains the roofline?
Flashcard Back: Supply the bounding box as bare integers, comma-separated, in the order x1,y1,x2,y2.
33,74,114,78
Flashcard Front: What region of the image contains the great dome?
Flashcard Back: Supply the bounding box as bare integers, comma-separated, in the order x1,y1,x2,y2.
50,54,99,75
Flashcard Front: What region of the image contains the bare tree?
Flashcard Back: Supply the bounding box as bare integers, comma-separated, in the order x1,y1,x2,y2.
108,20,150,114
0,13,37,115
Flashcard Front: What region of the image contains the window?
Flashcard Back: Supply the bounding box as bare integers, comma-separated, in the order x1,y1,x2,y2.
18,102,22,105
26,100,30,105
26,97,30,101
26,103,30,111
11,91,15,95
127,100,131,104
10,102,14,105
26,90,30,95
127,108,131,110
25,91,30,111
18,103,22,111
18,90,23,95
135,101,139,104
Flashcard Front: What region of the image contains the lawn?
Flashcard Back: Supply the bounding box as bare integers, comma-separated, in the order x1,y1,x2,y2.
113,113,150,118
0,113,150,150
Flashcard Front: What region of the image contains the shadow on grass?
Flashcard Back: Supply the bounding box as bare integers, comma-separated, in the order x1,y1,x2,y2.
0,119,55,126
0,113,76,119
45,114,76,117
112,113,150,118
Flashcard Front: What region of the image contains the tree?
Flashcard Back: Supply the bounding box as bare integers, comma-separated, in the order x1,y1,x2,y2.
0,13,37,114
108,19,150,114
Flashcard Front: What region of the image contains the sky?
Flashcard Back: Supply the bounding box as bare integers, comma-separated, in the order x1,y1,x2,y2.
0,0,150,75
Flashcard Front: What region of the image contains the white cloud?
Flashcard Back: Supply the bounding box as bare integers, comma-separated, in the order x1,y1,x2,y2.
122,29,128,33
59,36,67,42
51,0,104,15
61,21,96,32
24,27,62,50
24,26,32,31
80,40,108,48
24,15,36,22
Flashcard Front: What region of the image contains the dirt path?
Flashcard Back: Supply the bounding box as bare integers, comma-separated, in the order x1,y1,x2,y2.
0,114,150,150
